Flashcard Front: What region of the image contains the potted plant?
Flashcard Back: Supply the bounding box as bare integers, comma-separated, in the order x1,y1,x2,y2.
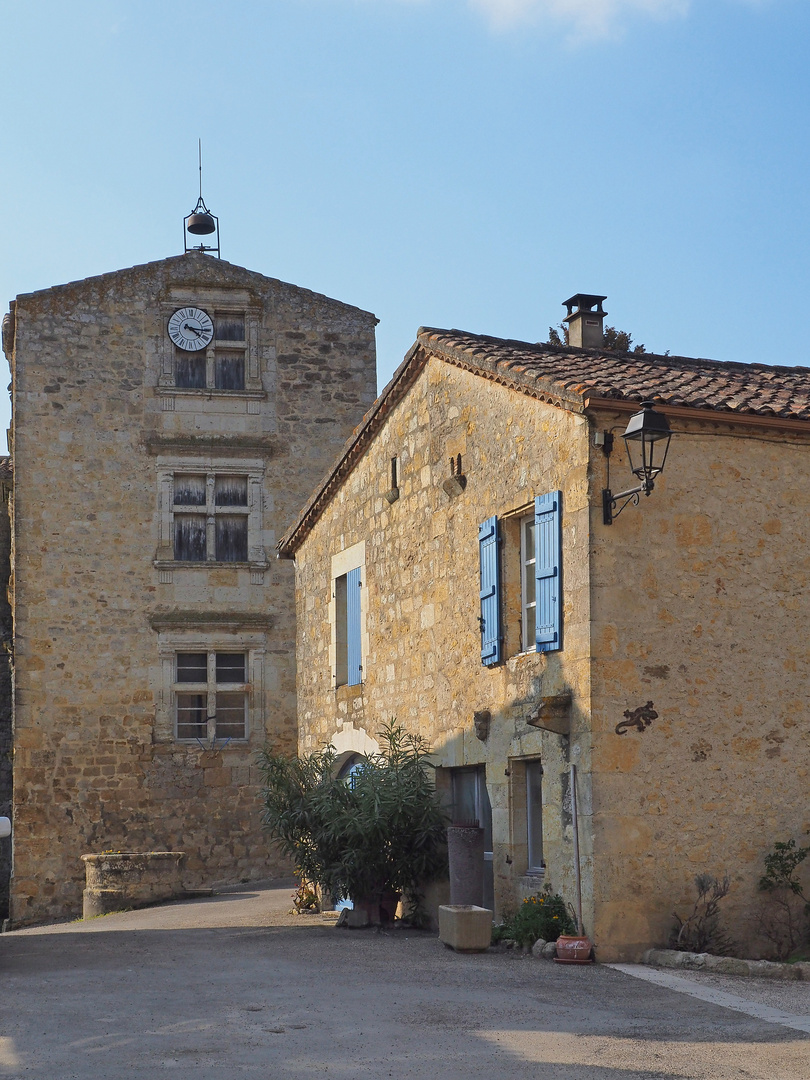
259,721,448,924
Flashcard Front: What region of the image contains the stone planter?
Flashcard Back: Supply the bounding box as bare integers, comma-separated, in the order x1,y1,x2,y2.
438,904,493,952
81,852,186,919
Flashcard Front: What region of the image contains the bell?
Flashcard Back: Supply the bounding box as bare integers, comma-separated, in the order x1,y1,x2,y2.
187,212,216,235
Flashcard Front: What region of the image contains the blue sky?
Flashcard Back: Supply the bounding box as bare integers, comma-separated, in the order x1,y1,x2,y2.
2,1,808,453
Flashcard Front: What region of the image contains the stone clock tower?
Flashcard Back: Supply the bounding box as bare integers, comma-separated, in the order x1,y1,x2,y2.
3,252,377,925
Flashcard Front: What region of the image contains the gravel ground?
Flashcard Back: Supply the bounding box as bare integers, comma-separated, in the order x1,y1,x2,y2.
0,882,808,1079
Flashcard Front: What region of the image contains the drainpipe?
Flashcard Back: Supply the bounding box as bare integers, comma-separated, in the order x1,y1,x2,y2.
570,763,584,936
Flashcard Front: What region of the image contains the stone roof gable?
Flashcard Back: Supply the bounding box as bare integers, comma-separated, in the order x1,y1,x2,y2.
277,326,810,557
11,252,376,320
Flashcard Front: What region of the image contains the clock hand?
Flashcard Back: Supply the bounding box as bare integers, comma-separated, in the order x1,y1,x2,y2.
183,323,204,335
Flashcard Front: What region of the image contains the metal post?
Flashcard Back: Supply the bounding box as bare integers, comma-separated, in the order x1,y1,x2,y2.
570,762,584,936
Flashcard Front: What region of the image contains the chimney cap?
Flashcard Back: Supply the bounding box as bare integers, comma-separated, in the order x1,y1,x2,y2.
562,294,608,319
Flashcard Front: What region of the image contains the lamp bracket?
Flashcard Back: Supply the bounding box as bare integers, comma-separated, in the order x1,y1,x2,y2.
602,481,653,526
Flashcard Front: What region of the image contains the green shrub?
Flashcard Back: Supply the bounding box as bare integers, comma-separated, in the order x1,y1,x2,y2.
758,838,810,960
493,888,576,946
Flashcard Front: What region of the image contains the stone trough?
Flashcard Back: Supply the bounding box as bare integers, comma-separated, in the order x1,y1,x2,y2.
81,852,186,919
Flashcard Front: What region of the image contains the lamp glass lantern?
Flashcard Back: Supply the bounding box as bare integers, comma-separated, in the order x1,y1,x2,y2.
622,401,672,492
601,400,673,525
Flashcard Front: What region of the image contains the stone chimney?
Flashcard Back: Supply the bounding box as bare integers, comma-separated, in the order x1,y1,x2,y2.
562,294,607,348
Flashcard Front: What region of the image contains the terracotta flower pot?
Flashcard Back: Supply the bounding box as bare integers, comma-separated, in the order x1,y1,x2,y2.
554,934,594,963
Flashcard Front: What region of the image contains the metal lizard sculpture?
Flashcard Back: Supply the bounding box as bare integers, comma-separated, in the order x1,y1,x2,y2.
615,700,658,735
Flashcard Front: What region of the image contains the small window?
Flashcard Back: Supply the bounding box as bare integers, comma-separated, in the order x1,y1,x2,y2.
174,475,206,506
214,693,247,739
174,515,207,562
215,315,245,341
215,352,245,391
175,354,206,389
174,651,248,742
173,312,247,390
214,476,248,506
171,472,250,563
176,693,207,741
216,653,245,683
215,517,248,562
177,652,207,682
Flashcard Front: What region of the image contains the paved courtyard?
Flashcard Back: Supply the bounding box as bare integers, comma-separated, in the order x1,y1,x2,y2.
1,882,809,1079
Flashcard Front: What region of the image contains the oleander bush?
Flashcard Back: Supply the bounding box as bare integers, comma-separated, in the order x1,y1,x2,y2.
259,720,448,920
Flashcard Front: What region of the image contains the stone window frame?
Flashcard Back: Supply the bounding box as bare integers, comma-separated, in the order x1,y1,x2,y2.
329,541,367,690
157,298,266,404
508,755,545,879
156,630,266,745
154,455,268,572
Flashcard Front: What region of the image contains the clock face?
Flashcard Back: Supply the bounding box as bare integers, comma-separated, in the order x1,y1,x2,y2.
168,307,214,352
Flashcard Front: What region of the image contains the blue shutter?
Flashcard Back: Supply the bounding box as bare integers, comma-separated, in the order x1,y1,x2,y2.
479,516,502,666
346,566,362,686
535,491,562,653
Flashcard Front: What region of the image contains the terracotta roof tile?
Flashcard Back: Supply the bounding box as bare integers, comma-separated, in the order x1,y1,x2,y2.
420,328,810,420
277,327,810,556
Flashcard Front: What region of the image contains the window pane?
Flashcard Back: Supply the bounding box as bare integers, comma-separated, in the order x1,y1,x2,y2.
216,653,245,683
174,515,207,561
215,516,248,561
175,354,206,388
174,475,206,506
334,573,348,687
524,521,536,563
215,315,245,341
215,692,246,739
214,475,248,506
177,653,207,683
477,770,493,854
523,605,536,651
215,352,245,390
451,768,478,825
176,693,207,740
527,761,544,871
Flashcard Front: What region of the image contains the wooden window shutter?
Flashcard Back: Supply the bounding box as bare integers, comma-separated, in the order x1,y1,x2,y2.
346,566,363,686
535,491,562,653
478,516,502,666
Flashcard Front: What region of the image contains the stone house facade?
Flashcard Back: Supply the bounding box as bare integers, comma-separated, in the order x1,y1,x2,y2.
0,458,12,920
3,252,377,925
279,302,810,961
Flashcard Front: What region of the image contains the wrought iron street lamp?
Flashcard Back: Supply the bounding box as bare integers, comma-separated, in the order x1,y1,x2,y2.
602,401,673,525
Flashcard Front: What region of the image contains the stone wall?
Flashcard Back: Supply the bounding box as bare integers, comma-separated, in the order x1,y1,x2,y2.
0,466,12,918
5,253,377,925
291,355,593,926
587,408,810,960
